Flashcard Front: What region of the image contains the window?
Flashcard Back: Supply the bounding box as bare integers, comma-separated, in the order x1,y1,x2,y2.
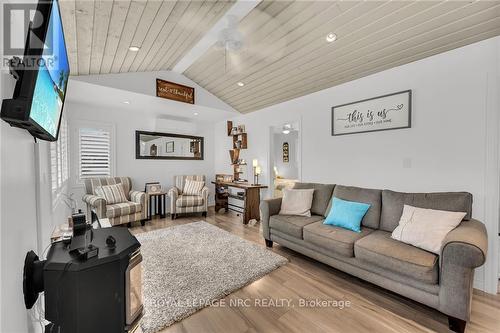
51,116,69,202
79,127,111,179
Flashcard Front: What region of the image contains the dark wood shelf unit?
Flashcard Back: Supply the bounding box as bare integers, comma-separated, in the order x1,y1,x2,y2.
232,132,247,149
227,121,248,181
212,181,268,224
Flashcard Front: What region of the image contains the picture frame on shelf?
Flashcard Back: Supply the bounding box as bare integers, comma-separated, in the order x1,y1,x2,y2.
145,182,162,194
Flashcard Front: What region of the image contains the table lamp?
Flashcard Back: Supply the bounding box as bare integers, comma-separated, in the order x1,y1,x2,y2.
254,165,261,185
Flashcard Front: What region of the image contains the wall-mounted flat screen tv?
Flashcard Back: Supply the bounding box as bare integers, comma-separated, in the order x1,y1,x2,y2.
0,0,69,141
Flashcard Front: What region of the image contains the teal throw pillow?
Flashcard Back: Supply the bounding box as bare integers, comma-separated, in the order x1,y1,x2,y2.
324,197,371,233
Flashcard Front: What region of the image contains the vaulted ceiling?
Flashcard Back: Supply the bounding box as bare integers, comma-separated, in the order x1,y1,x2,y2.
60,0,234,75
61,0,500,114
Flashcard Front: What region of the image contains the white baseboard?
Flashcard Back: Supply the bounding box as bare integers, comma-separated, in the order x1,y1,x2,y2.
474,277,485,291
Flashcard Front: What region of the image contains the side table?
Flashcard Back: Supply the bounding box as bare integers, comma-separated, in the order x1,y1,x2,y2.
147,192,167,220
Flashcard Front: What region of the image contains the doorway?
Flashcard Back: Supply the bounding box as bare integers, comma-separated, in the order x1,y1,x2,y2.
269,121,301,198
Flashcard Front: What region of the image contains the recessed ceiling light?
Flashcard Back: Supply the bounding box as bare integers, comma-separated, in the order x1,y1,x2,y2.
326,33,337,43
194,112,199,116
129,46,140,52
123,101,130,104
237,82,245,87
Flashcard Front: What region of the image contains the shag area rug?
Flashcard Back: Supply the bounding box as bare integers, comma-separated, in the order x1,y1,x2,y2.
135,221,287,333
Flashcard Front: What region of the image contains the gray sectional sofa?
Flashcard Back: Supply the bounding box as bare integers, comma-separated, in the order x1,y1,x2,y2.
260,183,488,333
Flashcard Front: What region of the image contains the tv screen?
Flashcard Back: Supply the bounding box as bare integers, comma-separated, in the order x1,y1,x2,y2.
30,1,69,139
0,0,69,141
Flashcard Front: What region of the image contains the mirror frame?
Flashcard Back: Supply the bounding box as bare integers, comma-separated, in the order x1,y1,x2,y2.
135,130,204,160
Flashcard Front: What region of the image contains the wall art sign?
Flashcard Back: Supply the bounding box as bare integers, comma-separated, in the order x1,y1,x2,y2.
331,90,411,136
283,142,289,163
156,79,195,104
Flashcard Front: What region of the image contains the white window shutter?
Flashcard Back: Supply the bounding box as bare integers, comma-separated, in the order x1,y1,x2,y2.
50,116,69,206
79,128,111,179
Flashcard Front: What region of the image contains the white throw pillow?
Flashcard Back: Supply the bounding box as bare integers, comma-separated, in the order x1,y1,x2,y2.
391,205,466,254
279,188,315,217
183,180,205,196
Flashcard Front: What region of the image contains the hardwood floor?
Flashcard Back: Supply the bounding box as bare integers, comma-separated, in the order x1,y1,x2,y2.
129,208,500,333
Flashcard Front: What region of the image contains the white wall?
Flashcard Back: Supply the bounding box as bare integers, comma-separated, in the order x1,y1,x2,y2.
67,102,216,212
215,37,500,293
1,70,40,333
73,71,236,113
0,2,71,327
0,73,71,332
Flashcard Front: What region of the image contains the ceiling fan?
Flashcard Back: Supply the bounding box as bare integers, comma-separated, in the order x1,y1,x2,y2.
214,12,288,74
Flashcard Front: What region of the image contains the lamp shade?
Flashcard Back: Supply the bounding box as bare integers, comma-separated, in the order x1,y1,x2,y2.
255,166,262,175
252,159,259,167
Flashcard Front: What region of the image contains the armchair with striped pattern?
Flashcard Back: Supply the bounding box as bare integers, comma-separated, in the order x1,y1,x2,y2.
168,175,209,219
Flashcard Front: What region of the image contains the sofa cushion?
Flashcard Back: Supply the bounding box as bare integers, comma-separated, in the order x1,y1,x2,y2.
176,195,204,207
279,188,315,216
106,201,142,218
95,184,128,204
269,214,324,239
183,179,205,195
293,182,335,216
380,190,473,232
86,177,132,200
354,230,439,284
304,222,374,257
328,185,382,229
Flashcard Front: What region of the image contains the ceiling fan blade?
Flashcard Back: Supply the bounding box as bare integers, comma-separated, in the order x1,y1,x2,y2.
226,51,245,73
235,9,289,65
212,8,289,73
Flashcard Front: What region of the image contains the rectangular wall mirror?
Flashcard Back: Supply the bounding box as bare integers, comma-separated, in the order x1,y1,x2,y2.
136,131,204,160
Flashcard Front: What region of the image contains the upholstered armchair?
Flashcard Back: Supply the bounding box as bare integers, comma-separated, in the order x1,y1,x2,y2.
82,177,148,226
168,175,209,219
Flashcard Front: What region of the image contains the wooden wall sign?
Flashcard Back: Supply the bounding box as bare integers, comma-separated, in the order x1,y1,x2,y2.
156,79,195,104
283,142,289,163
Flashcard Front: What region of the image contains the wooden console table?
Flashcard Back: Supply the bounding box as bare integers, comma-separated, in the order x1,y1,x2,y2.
212,181,268,224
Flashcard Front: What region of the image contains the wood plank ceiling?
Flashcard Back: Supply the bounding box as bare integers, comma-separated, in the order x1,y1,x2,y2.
184,0,500,113
59,0,235,75
61,1,500,114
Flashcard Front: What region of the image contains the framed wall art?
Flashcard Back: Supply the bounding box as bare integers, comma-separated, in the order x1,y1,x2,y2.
283,142,289,163
332,90,411,136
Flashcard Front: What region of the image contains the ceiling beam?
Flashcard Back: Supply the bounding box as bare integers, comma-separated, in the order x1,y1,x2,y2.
172,0,262,73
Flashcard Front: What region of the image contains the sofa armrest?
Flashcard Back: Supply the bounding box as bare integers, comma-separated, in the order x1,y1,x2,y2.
82,194,106,218
441,219,487,268
129,190,147,204
168,187,179,214
130,190,148,219
201,186,209,211
201,186,209,198
260,198,282,240
438,219,488,321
